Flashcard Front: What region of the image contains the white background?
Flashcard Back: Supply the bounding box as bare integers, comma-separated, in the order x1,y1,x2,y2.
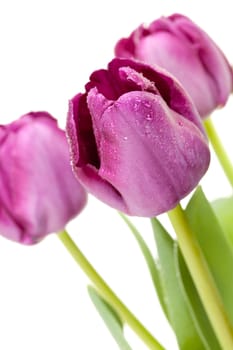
0,1,232,349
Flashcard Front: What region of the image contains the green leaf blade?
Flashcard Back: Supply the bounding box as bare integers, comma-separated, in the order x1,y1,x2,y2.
175,246,221,350
186,187,233,326
88,286,132,350
212,195,233,246
151,218,205,350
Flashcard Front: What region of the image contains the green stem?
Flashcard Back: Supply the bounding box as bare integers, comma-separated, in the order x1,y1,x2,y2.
168,204,233,350
57,230,165,350
204,117,233,187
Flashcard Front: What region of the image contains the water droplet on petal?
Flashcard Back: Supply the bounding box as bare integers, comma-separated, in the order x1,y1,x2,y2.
143,101,151,108
146,113,153,121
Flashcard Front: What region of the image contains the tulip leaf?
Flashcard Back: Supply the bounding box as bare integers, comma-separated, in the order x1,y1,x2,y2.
175,245,221,350
185,187,233,326
88,285,132,350
212,195,233,246
119,213,168,319
151,218,205,350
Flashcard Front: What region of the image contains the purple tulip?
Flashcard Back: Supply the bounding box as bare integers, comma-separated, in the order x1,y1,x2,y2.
67,58,210,217
115,14,233,118
0,112,87,244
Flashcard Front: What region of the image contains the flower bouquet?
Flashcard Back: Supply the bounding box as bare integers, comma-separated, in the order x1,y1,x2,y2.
1,4,233,350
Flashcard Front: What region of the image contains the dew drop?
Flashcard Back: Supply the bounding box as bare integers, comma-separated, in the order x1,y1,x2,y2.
146,113,153,121
143,101,151,108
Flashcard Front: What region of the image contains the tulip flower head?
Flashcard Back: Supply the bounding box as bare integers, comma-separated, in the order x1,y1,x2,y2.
0,112,87,244
67,58,210,217
115,14,233,118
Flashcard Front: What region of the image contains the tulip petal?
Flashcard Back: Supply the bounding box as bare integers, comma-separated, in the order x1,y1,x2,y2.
136,31,216,117
67,58,210,217
115,14,233,117
85,88,210,216
0,112,87,244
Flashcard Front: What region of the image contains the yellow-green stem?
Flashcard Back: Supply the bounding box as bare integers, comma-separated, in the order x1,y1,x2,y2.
204,117,233,187
57,230,165,350
168,204,233,350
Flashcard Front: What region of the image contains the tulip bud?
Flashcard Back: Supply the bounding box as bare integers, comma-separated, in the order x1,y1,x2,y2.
0,112,87,244
115,14,233,118
67,58,210,217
